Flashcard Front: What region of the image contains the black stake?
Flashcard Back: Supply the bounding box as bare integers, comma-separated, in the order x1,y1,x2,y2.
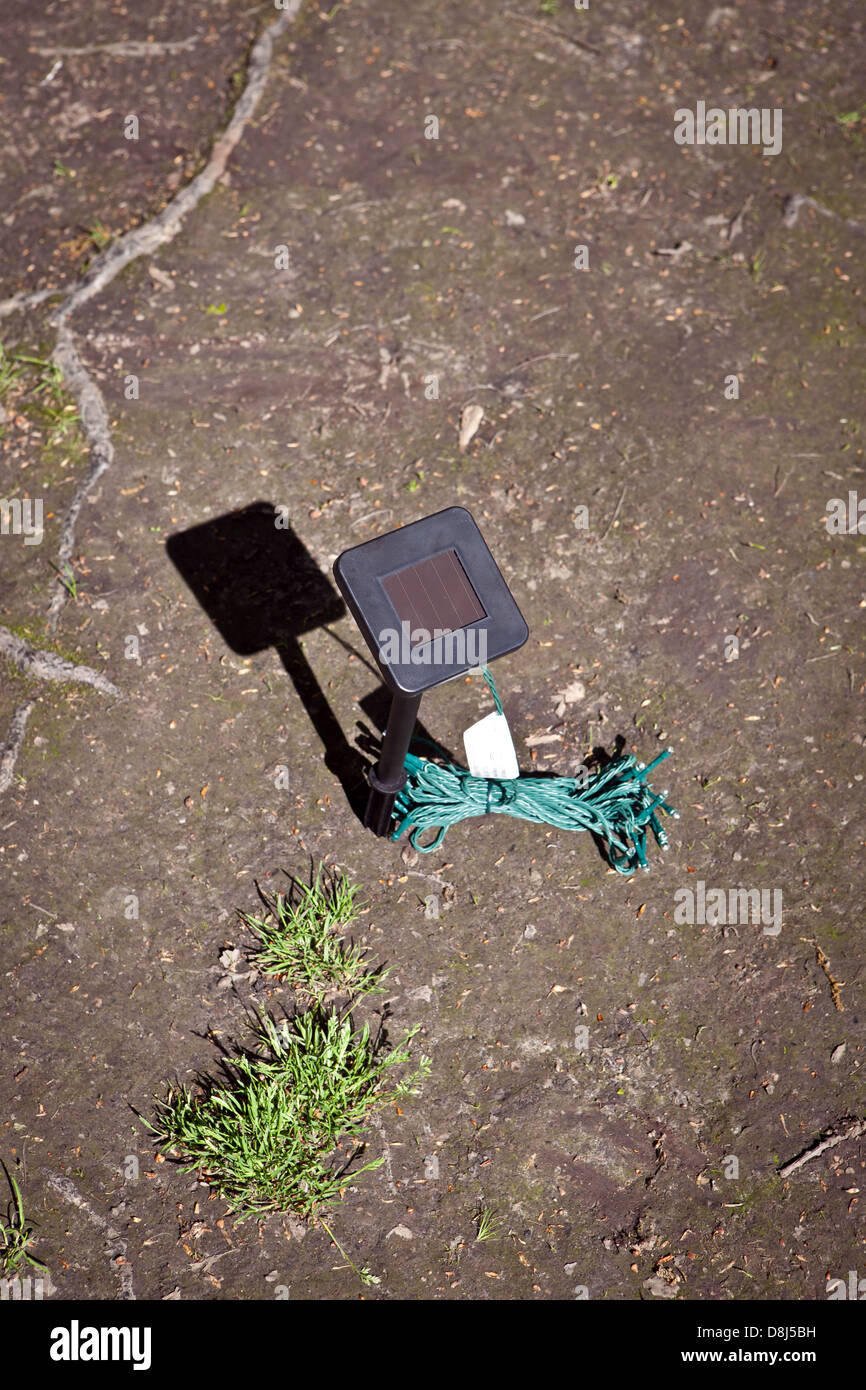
364,691,422,836
334,506,528,840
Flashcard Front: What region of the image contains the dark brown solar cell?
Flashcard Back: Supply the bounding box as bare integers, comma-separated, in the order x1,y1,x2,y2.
382,549,486,640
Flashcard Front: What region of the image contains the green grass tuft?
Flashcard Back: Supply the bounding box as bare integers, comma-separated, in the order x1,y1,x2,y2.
0,344,82,454
0,1163,46,1275
146,1009,430,1222
0,344,22,405
242,867,383,1000
474,1206,504,1242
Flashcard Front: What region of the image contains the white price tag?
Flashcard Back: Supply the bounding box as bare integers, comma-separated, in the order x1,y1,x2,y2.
463,711,519,780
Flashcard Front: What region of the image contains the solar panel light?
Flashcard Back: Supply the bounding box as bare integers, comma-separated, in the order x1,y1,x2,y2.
333,506,528,836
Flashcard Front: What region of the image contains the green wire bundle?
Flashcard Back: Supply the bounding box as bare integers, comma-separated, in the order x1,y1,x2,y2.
389,673,677,873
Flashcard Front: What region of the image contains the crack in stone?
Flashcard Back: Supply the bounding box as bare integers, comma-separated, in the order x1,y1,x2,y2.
0,700,35,793
782,192,866,233
0,287,68,322
0,624,122,699
47,325,115,629
48,4,301,330
42,1,300,634
47,1172,136,1300
0,2,301,788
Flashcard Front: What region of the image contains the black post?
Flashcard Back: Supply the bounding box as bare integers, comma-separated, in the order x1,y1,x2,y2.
365,691,422,836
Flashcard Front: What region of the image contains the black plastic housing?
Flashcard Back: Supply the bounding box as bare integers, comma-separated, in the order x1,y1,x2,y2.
333,506,528,695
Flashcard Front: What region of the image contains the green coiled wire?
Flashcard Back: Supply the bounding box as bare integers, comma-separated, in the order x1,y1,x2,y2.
389,671,678,874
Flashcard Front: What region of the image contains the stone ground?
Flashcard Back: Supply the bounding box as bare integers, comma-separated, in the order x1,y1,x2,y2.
0,0,864,1301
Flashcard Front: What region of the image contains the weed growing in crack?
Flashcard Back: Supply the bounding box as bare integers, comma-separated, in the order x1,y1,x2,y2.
0,1163,46,1277
0,344,22,409
86,221,112,253
0,344,83,460
50,561,78,601
14,354,81,448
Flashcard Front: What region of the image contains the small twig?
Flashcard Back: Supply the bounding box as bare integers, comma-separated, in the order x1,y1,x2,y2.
34,37,199,57
509,351,580,372
778,1116,866,1179
321,200,383,217
600,486,627,541
39,58,63,86
25,901,57,919
644,1132,667,1189
502,8,601,55
727,194,753,244
350,508,393,531
653,241,693,261
318,1217,380,1287
801,937,845,1012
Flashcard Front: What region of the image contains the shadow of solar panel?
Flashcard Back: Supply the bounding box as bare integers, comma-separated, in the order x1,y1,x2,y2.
166,502,344,655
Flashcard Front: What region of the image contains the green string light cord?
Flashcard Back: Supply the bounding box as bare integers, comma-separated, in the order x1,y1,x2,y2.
390,669,678,875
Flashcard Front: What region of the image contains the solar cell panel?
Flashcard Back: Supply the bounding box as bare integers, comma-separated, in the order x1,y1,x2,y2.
382,549,486,640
